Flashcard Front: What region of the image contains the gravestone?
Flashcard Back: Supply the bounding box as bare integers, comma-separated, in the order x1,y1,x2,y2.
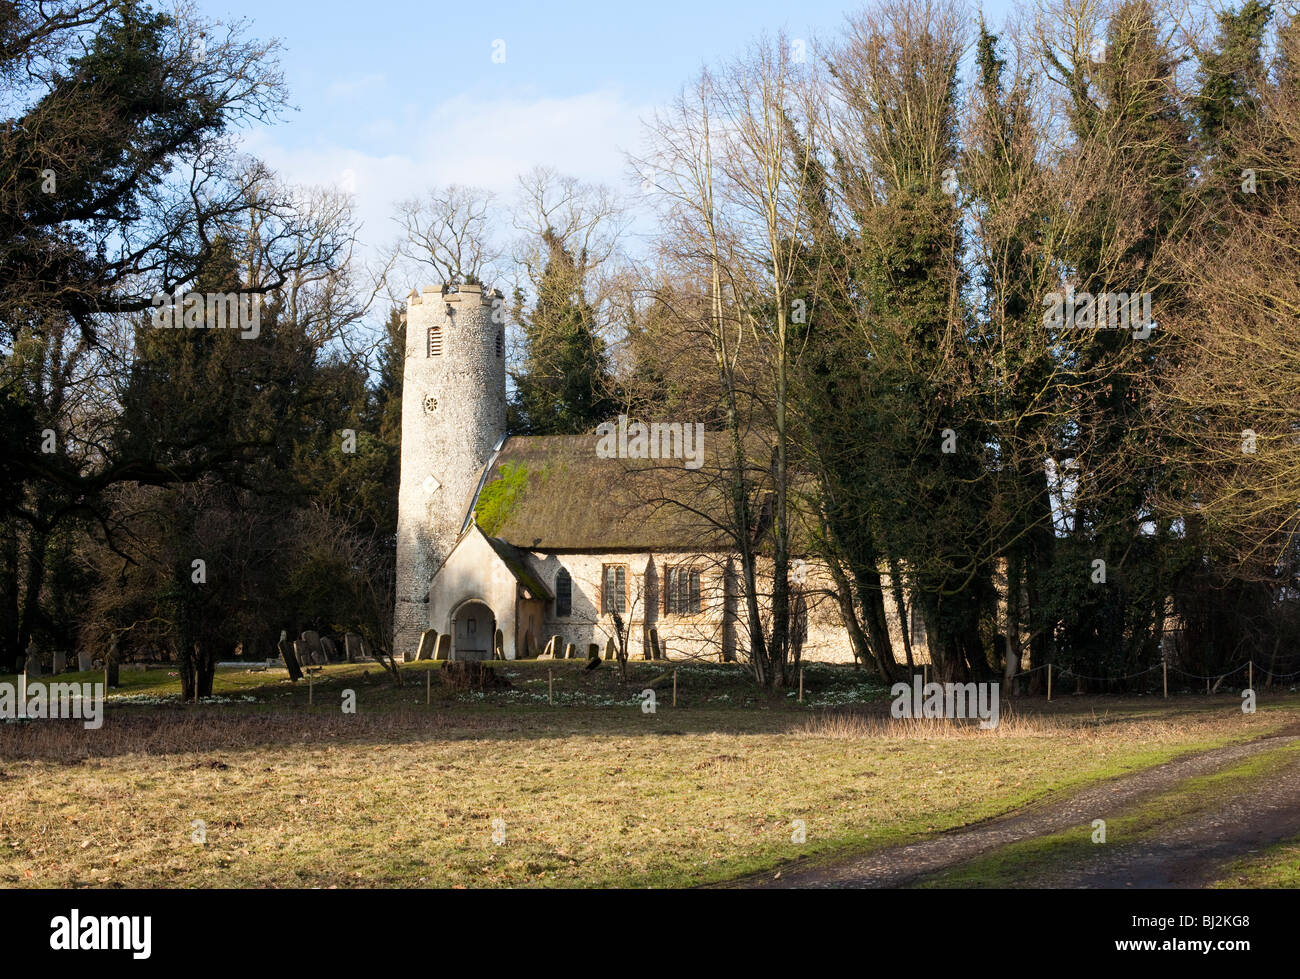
434,634,451,660
78,650,93,671
563,643,577,660
344,633,363,663
604,638,617,660
416,630,438,661
293,641,313,671
53,650,66,674
493,630,505,660
278,638,303,681
301,631,324,664
320,637,340,662
25,642,41,676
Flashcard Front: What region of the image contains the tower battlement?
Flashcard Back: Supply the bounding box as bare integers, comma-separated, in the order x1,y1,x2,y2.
407,283,503,306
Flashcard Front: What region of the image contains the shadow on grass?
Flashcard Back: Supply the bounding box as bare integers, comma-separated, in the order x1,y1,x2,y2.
1,660,1293,764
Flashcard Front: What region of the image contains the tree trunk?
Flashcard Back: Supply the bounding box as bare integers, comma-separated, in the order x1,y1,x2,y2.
15,521,50,677
888,555,915,676
1005,549,1022,694
726,403,768,687
196,640,217,699
0,522,21,673
825,554,873,671
853,564,898,683
177,637,197,703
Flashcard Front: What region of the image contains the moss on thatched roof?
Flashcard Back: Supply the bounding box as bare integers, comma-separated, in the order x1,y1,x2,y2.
471,434,740,551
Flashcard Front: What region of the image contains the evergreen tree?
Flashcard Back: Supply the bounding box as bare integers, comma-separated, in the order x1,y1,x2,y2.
510,230,615,435
1196,1,1272,164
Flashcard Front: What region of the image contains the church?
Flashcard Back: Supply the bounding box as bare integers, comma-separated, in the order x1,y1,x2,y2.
392,282,924,665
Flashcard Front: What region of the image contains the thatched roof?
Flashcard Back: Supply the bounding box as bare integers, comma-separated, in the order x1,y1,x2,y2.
471,434,743,551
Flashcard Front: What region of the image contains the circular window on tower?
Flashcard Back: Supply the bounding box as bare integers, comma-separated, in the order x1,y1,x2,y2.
422,394,438,414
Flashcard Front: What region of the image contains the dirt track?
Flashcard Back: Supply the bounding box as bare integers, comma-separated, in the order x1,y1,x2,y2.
730,729,1300,889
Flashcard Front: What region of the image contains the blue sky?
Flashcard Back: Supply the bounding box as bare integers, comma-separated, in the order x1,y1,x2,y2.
205,0,1017,258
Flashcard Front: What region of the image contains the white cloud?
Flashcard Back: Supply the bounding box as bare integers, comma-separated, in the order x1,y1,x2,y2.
242,87,651,261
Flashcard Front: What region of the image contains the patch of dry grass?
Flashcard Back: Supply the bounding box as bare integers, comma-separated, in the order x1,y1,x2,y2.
0,710,518,763
1,690,1291,889
799,705,1237,746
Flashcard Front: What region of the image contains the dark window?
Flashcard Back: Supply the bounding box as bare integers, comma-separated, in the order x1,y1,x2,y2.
666,567,702,615
602,565,627,615
427,326,442,357
555,568,572,618
495,331,503,357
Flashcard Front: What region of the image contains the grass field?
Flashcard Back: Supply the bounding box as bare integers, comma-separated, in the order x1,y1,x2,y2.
0,659,1293,888
1212,837,1300,888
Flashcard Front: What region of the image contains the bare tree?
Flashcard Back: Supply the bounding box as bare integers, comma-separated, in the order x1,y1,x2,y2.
391,184,501,287
637,34,823,688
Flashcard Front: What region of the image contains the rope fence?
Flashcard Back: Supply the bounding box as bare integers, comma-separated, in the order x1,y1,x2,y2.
995,655,1300,699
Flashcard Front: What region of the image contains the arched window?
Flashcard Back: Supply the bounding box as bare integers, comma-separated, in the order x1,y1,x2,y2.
495,330,504,358
555,568,572,618
601,564,627,615
427,326,442,357
666,566,702,615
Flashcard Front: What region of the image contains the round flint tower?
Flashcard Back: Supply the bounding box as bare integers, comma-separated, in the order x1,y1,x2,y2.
393,283,507,659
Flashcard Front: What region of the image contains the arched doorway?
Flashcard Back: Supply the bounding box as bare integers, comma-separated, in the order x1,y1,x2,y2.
451,600,495,661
